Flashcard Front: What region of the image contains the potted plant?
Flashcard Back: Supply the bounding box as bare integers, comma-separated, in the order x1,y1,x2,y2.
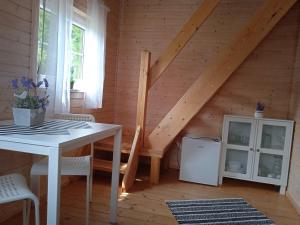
11,76,49,126
255,102,265,118
70,66,75,90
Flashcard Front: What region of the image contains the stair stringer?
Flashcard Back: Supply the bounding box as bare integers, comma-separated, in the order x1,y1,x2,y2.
146,0,298,156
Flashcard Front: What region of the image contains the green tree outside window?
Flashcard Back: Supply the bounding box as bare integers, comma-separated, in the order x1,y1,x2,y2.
70,24,85,89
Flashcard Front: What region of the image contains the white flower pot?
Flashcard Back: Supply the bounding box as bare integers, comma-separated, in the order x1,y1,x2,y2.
12,108,46,127
254,110,264,118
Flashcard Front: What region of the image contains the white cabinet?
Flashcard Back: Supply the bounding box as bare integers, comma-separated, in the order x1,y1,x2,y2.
219,115,294,195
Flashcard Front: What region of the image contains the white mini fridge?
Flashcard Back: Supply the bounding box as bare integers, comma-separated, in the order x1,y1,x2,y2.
179,137,222,186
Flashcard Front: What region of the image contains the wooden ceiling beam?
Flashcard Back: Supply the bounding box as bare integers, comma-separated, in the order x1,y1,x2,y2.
149,0,220,87
147,0,297,153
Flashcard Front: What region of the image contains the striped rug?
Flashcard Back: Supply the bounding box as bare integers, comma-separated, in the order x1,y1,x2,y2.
166,198,275,225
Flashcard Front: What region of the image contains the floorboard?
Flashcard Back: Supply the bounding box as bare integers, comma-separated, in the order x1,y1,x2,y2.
1,169,299,225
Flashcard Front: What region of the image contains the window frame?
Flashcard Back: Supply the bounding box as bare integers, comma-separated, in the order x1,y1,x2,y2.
37,6,52,76
70,7,87,89
32,1,89,90
70,24,85,83
73,7,87,29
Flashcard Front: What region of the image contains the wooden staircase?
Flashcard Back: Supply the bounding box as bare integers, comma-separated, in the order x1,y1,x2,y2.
145,0,297,183
92,126,142,191
92,138,132,173
92,51,150,192
92,0,297,189
93,158,128,174
92,138,131,175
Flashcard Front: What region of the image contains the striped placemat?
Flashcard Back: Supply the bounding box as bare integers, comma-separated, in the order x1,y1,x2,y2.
166,198,275,225
0,120,91,135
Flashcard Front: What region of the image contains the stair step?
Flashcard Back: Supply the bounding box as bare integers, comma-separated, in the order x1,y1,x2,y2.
93,158,127,174
94,141,157,157
94,141,132,154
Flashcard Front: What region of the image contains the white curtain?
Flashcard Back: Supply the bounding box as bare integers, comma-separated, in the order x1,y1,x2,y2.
83,0,108,109
38,0,73,115
54,0,73,113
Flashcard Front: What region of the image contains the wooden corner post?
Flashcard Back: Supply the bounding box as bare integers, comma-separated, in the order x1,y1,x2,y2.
122,51,151,191
136,51,151,144
150,156,161,184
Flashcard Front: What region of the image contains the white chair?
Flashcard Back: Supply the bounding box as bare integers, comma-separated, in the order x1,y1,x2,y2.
0,173,39,225
30,113,95,225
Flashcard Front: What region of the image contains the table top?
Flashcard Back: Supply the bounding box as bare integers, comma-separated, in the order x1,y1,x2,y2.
0,120,121,148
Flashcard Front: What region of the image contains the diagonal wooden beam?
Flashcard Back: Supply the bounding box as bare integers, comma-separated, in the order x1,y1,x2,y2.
147,0,297,154
122,126,141,191
149,0,220,87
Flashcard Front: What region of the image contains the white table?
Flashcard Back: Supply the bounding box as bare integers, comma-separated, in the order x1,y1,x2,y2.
0,120,122,225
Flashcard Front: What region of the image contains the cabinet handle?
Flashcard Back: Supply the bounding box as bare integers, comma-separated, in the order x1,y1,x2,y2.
250,148,254,151
257,149,260,152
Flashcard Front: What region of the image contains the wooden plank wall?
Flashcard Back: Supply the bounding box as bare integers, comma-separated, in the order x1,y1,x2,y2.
0,0,120,222
0,0,33,222
70,0,120,124
115,0,300,164
74,0,87,11
287,12,300,214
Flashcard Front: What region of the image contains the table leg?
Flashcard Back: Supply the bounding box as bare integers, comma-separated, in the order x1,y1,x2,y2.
47,147,61,225
110,128,122,223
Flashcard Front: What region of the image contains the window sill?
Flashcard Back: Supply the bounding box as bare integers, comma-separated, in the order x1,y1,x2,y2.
70,89,85,93
70,90,85,100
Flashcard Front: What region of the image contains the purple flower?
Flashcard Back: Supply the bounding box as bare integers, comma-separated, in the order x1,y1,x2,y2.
21,76,32,89
20,76,27,86
12,76,49,109
11,79,18,89
31,80,37,88
43,78,49,88
37,81,43,87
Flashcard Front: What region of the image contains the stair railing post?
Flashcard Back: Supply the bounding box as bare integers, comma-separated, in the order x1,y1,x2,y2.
122,50,151,190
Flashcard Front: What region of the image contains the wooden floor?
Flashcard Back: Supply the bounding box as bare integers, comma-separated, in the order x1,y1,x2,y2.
1,169,300,225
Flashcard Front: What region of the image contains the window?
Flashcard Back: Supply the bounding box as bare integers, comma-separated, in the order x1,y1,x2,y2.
38,7,86,90
36,0,108,111
71,25,84,82
70,10,86,90
37,7,51,75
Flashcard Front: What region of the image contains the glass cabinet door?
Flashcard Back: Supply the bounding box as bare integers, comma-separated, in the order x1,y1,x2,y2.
253,120,292,184
222,117,256,180
227,121,252,146
260,124,286,151
224,148,249,175
256,153,283,179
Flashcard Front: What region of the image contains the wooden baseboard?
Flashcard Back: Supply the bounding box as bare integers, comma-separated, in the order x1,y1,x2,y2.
287,191,300,215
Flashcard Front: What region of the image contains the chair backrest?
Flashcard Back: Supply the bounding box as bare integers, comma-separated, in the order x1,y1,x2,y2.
54,113,96,156
54,113,95,122
0,173,31,203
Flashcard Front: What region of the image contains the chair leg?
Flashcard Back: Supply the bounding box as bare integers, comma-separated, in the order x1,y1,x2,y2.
23,200,28,225
26,199,32,225
34,198,40,225
89,172,93,202
86,175,90,225
89,144,94,202
30,175,41,198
